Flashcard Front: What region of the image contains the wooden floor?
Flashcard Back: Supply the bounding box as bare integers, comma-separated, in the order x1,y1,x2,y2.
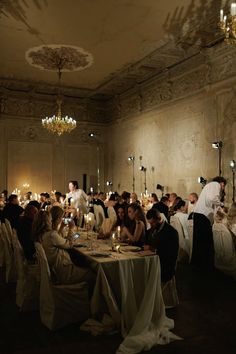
0,263,236,354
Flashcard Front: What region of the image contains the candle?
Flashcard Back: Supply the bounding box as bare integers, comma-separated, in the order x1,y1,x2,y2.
117,226,121,239
220,9,223,22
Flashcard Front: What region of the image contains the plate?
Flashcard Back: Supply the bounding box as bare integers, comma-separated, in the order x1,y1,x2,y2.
87,251,111,257
120,246,141,252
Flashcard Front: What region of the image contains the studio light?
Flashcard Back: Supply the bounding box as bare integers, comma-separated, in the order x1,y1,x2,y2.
128,156,135,161
211,141,223,176
198,176,207,187
139,165,146,171
106,181,113,186
88,132,95,137
212,141,223,149
230,160,236,170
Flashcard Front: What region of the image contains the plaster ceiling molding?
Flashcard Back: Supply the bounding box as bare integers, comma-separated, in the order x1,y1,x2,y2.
25,44,93,72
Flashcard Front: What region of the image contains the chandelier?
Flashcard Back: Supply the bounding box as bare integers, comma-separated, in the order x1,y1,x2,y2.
219,3,236,44
42,68,76,136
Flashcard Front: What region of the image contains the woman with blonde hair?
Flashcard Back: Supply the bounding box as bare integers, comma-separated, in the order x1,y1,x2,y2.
32,206,95,290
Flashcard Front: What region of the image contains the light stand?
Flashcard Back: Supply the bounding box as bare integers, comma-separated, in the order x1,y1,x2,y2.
230,160,235,202
140,166,147,194
89,133,100,193
212,141,223,176
128,156,135,192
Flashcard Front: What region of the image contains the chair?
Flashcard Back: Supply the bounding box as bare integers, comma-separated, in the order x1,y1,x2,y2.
1,223,16,282
212,223,236,280
35,242,90,330
94,204,105,231
161,276,179,309
0,222,5,267
170,215,190,263
11,230,40,311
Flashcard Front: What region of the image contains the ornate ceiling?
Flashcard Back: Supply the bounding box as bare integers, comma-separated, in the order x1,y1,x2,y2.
0,0,224,101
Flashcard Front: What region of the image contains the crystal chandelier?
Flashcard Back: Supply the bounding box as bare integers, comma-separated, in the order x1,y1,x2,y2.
219,3,236,44
42,68,76,136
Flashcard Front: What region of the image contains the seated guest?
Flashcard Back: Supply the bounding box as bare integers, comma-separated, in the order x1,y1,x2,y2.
2,194,24,228
120,203,146,246
39,192,50,210
130,192,140,204
150,193,159,207
187,192,198,215
53,191,62,206
152,195,169,220
106,194,117,224
17,204,38,262
145,208,179,283
92,191,107,216
28,200,41,210
171,199,189,240
32,206,95,292
168,195,182,221
121,191,131,206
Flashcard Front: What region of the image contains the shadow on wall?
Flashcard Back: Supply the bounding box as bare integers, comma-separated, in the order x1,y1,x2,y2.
163,0,229,49
0,0,48,37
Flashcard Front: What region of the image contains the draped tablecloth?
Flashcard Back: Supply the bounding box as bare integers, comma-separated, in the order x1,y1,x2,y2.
76,237,181,353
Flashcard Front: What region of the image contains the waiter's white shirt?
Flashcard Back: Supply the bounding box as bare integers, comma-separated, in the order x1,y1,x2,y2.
68,189,88,213
194,182,223,224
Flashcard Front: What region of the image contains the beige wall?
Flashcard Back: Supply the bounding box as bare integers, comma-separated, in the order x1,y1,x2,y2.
106,84,236,203
0,116,105,195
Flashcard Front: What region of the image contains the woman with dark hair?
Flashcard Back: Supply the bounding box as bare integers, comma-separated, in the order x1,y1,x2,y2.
32,207,95,289
121,203,146,246
68,180,88,213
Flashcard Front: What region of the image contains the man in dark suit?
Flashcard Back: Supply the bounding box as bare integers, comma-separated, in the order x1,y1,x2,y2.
2,194,24,229
145,208,179,283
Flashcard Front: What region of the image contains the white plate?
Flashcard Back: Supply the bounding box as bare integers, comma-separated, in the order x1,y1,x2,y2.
120,246,141,252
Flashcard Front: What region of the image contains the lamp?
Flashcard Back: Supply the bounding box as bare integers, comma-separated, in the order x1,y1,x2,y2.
219,3,236,44
198,176,207,188
211,141,223,176
42,67,76,136
230,160,236,202
88,133,100,193
139,165,147,194
106,181,113,186
128,156,135,192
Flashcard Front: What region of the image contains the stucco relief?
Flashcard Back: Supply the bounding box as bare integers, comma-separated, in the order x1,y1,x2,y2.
210,54,236,83
172,66,210,99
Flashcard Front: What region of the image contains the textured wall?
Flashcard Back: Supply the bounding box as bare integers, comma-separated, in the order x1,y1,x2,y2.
105,44,236,203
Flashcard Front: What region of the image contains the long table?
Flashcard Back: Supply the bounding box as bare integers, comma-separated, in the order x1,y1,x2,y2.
74,231,180,354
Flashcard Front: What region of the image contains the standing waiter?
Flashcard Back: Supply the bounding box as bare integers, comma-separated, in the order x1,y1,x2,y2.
191,176,226,270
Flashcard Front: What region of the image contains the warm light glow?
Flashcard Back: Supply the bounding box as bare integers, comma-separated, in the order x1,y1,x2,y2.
219,5,236,44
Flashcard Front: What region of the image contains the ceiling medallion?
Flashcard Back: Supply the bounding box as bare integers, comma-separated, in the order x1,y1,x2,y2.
25,44,93,72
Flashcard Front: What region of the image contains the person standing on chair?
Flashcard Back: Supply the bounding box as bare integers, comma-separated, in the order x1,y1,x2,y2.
191,176,226,270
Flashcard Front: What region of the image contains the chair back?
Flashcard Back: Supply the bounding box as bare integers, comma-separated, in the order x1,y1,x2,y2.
213,223,235,264
11,230,40,311
170,215,189,261
0,222,5,266
94,204,105,230
35,242,89,330
1,222,16,282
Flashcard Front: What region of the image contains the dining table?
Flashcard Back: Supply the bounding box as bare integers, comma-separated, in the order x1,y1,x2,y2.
73,229,180,354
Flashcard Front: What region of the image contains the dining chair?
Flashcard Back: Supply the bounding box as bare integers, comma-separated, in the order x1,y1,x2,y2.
94,204,105,231
35,242,90,330
1,222,16,282
0,222,6,267
11,229,40,311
